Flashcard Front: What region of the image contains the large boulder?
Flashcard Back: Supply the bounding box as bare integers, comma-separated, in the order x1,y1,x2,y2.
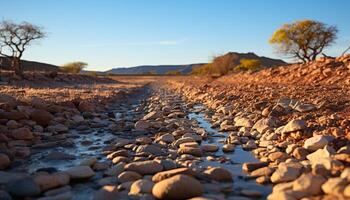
152,175,203,200
271,163,302,183
292,173,326,195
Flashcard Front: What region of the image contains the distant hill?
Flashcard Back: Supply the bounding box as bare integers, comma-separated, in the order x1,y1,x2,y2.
106,64,205,75
0,57,59,72
217,52,287,67
107,52,286,75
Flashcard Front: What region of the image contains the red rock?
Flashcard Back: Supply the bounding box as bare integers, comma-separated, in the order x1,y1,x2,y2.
12,127,34,140
30,109,53,127
0,111,27,120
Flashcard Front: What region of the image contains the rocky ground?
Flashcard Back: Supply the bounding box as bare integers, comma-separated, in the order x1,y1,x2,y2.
0,55,350,200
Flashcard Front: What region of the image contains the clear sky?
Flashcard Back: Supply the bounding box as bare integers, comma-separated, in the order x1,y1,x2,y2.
1,0,350,71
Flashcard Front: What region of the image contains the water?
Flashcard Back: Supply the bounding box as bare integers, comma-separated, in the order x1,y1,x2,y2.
189,105,272,199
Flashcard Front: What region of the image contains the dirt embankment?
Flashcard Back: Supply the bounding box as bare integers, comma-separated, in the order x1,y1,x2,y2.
164,55,350,199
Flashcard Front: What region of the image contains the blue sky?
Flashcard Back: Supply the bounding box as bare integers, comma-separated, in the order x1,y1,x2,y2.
1,0,350,71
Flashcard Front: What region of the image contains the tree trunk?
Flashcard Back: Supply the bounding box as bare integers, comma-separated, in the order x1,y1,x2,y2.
11,57,23,77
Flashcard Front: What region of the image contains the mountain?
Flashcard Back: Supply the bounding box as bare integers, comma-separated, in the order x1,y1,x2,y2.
107,52,286,75
106,64,205,75
0,57,59,71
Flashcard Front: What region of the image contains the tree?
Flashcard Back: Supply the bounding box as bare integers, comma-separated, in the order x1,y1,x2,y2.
269,20,337,63
0,20,45,77
60,62,88,73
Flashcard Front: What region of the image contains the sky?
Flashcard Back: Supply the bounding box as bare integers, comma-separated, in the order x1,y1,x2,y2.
1,0,350,71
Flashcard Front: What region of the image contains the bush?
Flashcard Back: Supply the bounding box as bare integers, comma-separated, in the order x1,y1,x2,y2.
60,62,88,73
233,59,261,71
191,54,236,76
87,71,98,77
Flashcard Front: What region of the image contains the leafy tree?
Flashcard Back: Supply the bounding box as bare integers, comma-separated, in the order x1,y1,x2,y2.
0,20,45,77
234,58,261,71
60,62,87,73
269,20,337,63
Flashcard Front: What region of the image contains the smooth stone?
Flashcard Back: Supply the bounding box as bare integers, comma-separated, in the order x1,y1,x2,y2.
201,144,219,152
129,179,154,195
292,173,326,195
152,175,203,200
65,166,95,179
303,135,329,151
117,171,142,183
12,127,34,140
125,160,163,175
203,167,232,182
282,119,307,133
271,163,301,183
152,168,194,182
0,153,10,169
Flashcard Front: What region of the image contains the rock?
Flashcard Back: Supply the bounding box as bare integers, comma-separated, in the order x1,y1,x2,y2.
65,166,95,180
136,144,164,156
135,120,151,130
294,104,316,112
80,157,98,167
292,173,326,195
47,124,68,133
107,150,129,159
93,185,121,200
268,152,289,162
30,109,53,127
117,171,142,183
112,156,129,164
271,163,302,183
0,153,10,169
38,192,72,200
6,177,41,197
12,127,34,140
222,144,235,152
252,117,277,133
241,189,262,197
157,133,175,143
321,177,347,195
129,179,154,195
135,136,152,145
178,146,203,157
34,172,70,191
250,166,275,177
303,135,329,151
152,168,194,182
173,137,196,147
78,101,95,112
0,111,26,120
201,144,219,152
143,111,161,120
125,160,163,175
152,175,203,199
242,162,268,172
203,167,232,182
292,147,309,160
282,119,307,133
104,163,125,177
234,117,253,128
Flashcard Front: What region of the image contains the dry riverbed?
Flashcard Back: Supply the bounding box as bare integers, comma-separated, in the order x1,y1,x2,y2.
1,63,350,200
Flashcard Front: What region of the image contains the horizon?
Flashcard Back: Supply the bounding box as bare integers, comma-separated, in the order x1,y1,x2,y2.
1,0,350,71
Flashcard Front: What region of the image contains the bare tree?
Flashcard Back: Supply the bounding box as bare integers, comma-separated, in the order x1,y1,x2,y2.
0,20,45,77
342,45,350,56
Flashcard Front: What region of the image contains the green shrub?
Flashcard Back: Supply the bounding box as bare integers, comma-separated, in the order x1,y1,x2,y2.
233,59,261,71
